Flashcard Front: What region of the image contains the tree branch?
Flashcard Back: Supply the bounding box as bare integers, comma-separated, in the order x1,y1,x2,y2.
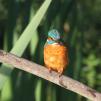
0,50,101,101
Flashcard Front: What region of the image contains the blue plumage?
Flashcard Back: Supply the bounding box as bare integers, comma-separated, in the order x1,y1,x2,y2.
48,29,60,40
47,39,55,44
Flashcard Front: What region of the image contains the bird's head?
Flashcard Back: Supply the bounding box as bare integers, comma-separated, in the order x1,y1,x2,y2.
48,29,60,41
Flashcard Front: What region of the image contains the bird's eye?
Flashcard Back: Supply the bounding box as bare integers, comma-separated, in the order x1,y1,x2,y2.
48,37,53,40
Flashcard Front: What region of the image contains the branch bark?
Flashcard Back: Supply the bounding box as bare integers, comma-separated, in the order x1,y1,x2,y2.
0,50,101,101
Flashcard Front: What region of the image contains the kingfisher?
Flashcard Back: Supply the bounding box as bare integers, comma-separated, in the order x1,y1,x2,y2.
44,29,69,75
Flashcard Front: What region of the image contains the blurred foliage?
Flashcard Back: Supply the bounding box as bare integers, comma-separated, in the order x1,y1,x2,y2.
0,0,101,101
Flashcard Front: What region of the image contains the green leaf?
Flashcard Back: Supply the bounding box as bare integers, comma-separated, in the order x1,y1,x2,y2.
35,80,42,101
11,0,52,56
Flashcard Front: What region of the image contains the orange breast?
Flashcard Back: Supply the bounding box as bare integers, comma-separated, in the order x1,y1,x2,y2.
44,44,68,74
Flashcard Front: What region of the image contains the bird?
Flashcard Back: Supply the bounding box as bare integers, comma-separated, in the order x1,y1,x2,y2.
44,29,69,76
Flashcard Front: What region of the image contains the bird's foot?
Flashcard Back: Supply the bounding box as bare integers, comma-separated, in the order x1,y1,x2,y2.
59,72,62,77
48,68,52,73
58,68,63,77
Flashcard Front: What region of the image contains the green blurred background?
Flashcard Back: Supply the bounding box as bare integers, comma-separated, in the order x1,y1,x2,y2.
0,0,101,101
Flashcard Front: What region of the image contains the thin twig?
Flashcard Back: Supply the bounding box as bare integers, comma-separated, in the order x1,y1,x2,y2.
0,50,101,101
